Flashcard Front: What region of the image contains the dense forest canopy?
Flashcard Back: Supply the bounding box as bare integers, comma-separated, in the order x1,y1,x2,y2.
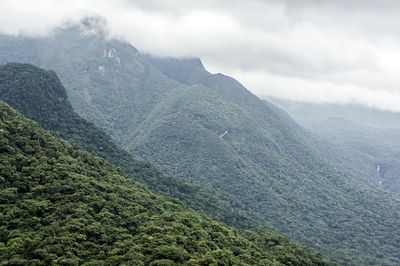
0,100,333,265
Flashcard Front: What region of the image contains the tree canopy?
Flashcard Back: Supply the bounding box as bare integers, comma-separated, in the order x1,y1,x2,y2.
0,100,333,265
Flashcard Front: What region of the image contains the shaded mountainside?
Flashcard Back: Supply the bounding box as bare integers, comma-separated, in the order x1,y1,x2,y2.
0,101,333,265
1,27,400,264
0,63,264,230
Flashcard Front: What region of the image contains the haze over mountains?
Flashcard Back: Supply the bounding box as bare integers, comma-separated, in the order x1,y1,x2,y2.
269,98,400,193
1,20,400,265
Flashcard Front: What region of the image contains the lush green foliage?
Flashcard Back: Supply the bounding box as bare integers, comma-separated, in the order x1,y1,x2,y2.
0,63,264,230
0,101,332,265
1,27,400,264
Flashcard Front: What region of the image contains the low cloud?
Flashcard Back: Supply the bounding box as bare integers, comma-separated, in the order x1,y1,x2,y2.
233,70,400,112
1,0,400,112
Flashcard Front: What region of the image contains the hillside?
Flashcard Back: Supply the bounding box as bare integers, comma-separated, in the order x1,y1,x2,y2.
311,117,400,192
267,98,400,193
145,56,400,263
1,27,400,264
0,63,264,230
0,100,333,265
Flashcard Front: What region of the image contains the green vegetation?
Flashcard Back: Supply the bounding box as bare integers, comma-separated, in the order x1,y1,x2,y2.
0,63,264,230
310,117,400,192
0,100,332,265
1,26,400,264
144,57,400,264
267,98,400,193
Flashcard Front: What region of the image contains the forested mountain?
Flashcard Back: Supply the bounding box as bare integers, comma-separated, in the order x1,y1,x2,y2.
267,98,400,193
0,63,264,230
1,24,400,264
144,56,400,264
311,117,400,192
0,100,333,265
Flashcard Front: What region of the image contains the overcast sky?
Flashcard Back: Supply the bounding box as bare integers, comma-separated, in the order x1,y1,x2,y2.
1,0,400,112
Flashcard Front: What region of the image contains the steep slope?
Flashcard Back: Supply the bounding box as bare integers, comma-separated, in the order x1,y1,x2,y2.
1,27,400,264
0,25,182,140
0,63,264,229
144,56,400,264
261,99,383,188
0,100,333,265
267,98,400,193
315,118,400,192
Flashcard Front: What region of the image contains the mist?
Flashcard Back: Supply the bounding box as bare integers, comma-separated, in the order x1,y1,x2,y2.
1,0,400,111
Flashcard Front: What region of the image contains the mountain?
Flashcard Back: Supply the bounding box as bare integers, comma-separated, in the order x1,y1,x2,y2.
311,117,400,192
267,98,400,193
144,56,400,263
0,63,264,230
1,24,400,264
0,100,333,265
267,98,400,130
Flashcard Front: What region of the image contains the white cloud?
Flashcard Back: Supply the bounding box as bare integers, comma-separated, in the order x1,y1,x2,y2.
230,70,400,112
1,0,400,112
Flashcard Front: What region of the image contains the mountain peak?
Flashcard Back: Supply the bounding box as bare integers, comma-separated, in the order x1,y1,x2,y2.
183,57,205,69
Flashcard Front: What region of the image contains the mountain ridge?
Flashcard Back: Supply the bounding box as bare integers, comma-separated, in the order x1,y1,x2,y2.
0,99,332,265
0,62,265,230
1,28,400,264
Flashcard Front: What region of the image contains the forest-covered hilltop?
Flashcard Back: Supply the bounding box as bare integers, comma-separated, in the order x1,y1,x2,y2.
0,100,332,265
0,62,264,230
